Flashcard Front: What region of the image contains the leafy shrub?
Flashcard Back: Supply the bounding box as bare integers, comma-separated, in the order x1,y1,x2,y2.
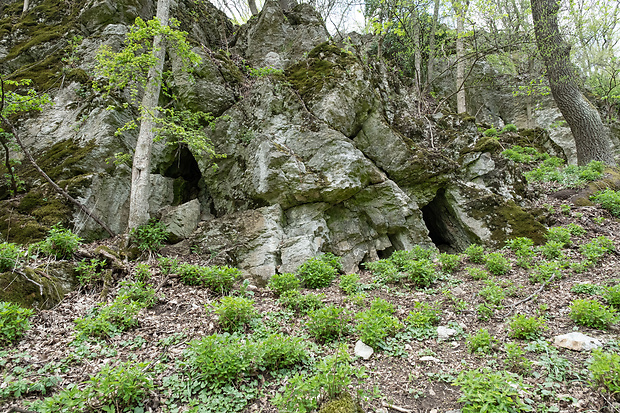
157,256,180,275
213,296,257,332
508,314,547,339
464,244,485,263
467,328,497,354
178,264,241,294
318,252,343,272
530,261,563,284
479,280,505,307
546,226,572,247
569,299,618,330
369,297,395,314
33,361,154,413
589,349,620,397
0,302,34,347
402,258,437,287
564,223,586,236
306,305,350,342
278,290,324,314
38,224,81,259
454,368,530,413
501,145,547,163
506,237,534,253
117,280,157,308
339,273,361,295
439,252,460,273
591,189,620,217
406,301,441,327
604,285,620,308
525,158,604,187
467,267,489,280
484,252,511,275
538,240,565,259
75,258,106,287
183,333,254,387
483,127,498,137
355,309,402,347
268,273,300,297
134,262,151,282
571,283,604,295
131,219,168,252
74,299,142,338
390,246,434,269
258,333,308,370
364,259,400,284
504,342,532,375
476,303,494,321
501,123,517,133
580,236,615,263
297,258,338,289
0,242,21,272
273,347,364,413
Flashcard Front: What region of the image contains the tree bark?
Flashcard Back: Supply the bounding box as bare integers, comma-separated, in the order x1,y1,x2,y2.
426,0,440,93
127,0,171,231
531,0,616,166
453,0,469,114
22,0,28,15
248,0,258,15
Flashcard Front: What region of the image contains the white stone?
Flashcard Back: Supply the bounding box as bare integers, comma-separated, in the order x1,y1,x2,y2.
437,326,458,340
554,332,603,351
354,340,374,360
419,356,441,362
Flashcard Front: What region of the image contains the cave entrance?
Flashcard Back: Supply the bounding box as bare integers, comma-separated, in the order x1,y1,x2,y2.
421,188,472,253
161,146,203,206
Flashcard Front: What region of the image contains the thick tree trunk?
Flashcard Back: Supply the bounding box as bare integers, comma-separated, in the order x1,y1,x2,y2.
127,0,170,231
531,0,616,166
248,0,258,15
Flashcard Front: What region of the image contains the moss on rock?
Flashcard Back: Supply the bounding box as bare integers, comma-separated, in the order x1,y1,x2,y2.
318,392,364,413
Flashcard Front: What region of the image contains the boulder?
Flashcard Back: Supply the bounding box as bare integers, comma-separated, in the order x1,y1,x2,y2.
554,332,603,351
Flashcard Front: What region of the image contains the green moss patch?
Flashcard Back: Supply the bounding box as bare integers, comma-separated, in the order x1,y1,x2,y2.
21,139,96,182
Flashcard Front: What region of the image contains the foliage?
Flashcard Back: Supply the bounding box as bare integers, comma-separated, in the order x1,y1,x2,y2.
591,189,620,217
33,361,154,413
530,261,563,284
506,237,536,268
297,257,338,289
571,283,604,295
402,258,437,287
355,308,402,348
504,342,532,375
569,299,618,330
131,219,168,252
0,242,22,272
589,349,620,397
501,124,518,133
464,244,485,263
212,296,257,332
272,347,365,413
36,224,81,259
268,273,300,297
484,252,511,275
390,246,434,268
247,66,284,77
479,279,505,307
524,157,605,187
439,253,461,273
406,301,441,328
157,256,180,275
467,267,490,280
454,368,531,412
177,264,241,294
117,280,157,308
508,314,547,340
306,305,350,343
580,236,615,264
604,284,620,308
564,223,586,236
483,127,498,137
278,290,325,314
134,262,151,282
545,226,572,247
75,259,106,287
369,297,395,314
0,302,34,347
338,273,361,295
467,329,497,354
74,299,142,339
537,240,565,260
258,333,309,371
501,146,548,163
364,259,400,284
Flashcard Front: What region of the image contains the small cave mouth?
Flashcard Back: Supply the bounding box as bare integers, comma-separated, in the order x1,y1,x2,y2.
161,146,203,206
421,188,473,253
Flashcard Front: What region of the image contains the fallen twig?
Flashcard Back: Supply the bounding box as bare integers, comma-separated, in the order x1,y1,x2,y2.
381,400,413,413
500,272,558,318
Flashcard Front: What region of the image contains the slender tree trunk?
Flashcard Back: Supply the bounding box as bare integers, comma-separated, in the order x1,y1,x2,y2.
453,0,469,114
531,0,616,166
412,9,422,98
426,0,440,93
127,0,170,231
22,0,28,15
248,0,258,15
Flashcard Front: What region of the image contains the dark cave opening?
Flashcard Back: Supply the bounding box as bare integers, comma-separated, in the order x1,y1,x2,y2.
421,188,473,253
161,146,203,206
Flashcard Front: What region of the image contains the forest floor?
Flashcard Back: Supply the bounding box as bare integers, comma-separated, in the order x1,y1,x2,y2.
2,181,620,413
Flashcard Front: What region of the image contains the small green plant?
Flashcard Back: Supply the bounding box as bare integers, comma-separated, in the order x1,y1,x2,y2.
268,272,300,297
339,273,361,295
37,224,81,259
364,259,400,284
178,264,242,294
538,240,565,259
604,284,620,308
484,252,511,275
467,267,490,280
545,226,571,247
406,301,441,327
501,145,547,163
589,349,620,396
483,127,498,137
0,302,34,347
306,305,350,343
479,279,505,307
476,303,494,321
504,342,532,375
247,66,284,77
355,309,402,347
564,223,586,236
369,297,395,314
157,256,180,275
560,204,571,214
464,244,485,263
530,261,562,284
508,314,547,339
580,236,615,263
402,258,437,287
467,328,497,354
75,258,106,287
74,299,142,338
318,252,343,271
525,157,604,187
212,296,257,332
438,252,460,273
591,189,620,217
0,242,22,272
117,280,157,308
131,219,168,252
593,216,605,225
278,290,324,314
258,333,308,370
297,257,338,289
501,123,517,133
569,299,618,330
454,368,531,412
134,262,151,282
571,283,604,295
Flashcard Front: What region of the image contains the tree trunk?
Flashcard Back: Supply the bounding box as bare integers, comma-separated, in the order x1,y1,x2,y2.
453,0,469,114
127,0,170,231
412,9,422,98
426,0,440,92
248,0,258,15
22,0,28,15
531,0,616,166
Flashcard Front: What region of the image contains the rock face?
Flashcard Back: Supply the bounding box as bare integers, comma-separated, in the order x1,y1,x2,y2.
1,0,548,282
